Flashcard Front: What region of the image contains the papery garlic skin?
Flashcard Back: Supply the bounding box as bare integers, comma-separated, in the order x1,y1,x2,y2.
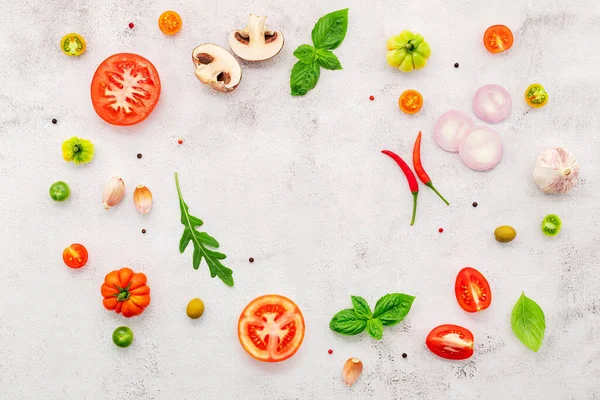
133,185,153,215
102,177,125,209
533,148,579,194
342,358,363,386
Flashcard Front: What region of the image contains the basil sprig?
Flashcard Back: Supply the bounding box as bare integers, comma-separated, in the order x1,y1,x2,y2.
511,292,546,352
330,293,415,340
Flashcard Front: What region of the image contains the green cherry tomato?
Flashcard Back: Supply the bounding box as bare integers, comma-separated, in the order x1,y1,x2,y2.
49,181,70,202
386,30,431,72
525,83,549,108
112,326,134,348
542,214,562,237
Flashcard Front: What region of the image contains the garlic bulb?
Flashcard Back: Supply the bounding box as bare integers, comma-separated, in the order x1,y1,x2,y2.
102,177,125,209
533,148,579,194
133,185,152,214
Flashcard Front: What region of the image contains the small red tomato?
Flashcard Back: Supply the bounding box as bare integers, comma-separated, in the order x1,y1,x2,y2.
426,324,474,360
63,244,88,268
455,267,492,312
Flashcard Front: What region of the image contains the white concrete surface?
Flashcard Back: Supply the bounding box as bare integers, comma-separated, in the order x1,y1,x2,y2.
1,0,599,399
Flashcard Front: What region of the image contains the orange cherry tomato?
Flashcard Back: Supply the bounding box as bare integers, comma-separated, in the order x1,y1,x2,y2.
399,90,423,114
158,11,182,35
238,294,305,362
483,25,513,53
62,243,88,269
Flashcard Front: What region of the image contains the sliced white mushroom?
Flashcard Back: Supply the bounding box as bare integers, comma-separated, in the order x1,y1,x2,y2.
228,14,284,61
192,44,242,93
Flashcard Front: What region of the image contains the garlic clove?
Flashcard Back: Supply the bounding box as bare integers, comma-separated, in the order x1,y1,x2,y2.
133,185,153,215
102,177,125,210
533,147,580,194
342,358,363,386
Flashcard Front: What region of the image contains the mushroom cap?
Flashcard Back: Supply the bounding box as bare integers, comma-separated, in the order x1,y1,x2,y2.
228,14,284,61
191,44,242,93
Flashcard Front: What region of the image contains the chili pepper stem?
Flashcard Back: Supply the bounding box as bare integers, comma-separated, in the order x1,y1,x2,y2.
426,182,449,206
410,192,418,225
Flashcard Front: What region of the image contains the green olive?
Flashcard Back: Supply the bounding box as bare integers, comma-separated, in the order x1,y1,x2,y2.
186,298,205,319
494,225,516,243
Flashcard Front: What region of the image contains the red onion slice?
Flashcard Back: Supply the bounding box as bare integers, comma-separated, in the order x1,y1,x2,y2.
433,110,475,152
472,84,512,124
458,126,503,171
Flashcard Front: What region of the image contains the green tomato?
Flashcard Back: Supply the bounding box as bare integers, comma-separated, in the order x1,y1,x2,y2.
62,137,94,164
49,181,70,201
386,30,431,72
541,214,562,237
112,326,134,348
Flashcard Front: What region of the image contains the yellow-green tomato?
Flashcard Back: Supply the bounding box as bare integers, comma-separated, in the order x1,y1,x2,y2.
386,30,431,72
186,298,205,319
494,225,517,243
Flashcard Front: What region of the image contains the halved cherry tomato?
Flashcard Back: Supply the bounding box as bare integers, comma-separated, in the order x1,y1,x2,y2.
238,294,305,362
60,33,86,56
90,53,161,126
158,11,182,35
483,25,513,53
455,267,492,313
399,90,423,114
63,243,88,269
426,324,474,360
525,83,549,108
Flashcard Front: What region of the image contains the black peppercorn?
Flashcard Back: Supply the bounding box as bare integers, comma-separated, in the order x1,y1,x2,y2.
52,119,57,124
454,63,459,68
141,229,146,234
402,353,407,358
472,202,478,207
137,153,142,159
249,257,254,263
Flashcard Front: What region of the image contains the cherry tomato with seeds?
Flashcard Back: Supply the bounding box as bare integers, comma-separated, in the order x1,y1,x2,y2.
455,267,491,312
60,33,86,56
542,214,562,236
399,90,423,114
158,11,182,35
525,83,549,108
426,324,474,360
63,243,88,269
483,25,513,53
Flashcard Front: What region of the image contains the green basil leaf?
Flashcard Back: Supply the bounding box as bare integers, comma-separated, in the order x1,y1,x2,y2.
315,49,342,70
351,295,372,319
372,293,415,326
293,44,316,64
329,309,367,336
366,318,383,340
511,292,546,352
311,8,349,50
290,60,320,96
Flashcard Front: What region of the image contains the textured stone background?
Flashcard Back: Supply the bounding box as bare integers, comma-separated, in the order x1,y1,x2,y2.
0,0,599,399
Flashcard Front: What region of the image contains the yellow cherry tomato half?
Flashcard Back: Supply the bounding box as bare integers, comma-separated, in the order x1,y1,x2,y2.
60,33,86,56
525,83,549,108
158,11,182,35
399,90,423,114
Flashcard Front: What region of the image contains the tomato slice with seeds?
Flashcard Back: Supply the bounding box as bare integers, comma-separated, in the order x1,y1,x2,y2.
158,11,182,35
525,83,549,108
455,267,492,313
483,25,514,53
62,243,88,269
90,53,161,126
426,324,474,360
238,294,305,362
399,90,423,114
61,33,86,56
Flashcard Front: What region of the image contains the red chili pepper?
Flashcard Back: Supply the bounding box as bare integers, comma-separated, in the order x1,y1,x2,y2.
381,150,419,226
413,131,449,205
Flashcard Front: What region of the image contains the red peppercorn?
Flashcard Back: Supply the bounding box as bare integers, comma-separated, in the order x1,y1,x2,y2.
328,349,333,354
178,139,183,145
438,228,444,233
369,95,375,101
128,22,134,29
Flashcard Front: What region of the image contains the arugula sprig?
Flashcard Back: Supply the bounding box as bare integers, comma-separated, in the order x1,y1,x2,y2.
330,293,415,340
290,8,348,96
174,172,234,287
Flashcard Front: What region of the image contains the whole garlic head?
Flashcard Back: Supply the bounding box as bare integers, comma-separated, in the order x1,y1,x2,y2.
533,147,579,194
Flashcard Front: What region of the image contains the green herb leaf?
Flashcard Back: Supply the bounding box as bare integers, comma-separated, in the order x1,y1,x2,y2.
351,295,372,320
329,309,367,335
366,318,384,340
372,293,415,326
316,49,342,70
311,8,349,50
511,292,546,352
293,44,316,64
175,172,234,287
290,60,320,96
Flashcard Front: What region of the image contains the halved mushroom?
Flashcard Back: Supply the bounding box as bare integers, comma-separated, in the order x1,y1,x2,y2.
228,14,284,61
192,44,242,93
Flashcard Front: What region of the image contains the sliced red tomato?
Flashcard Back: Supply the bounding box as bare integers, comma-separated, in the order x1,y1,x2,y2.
238,294,305,362
454,267,492,313
62,243,88,269
483,25,513,53
90,53,161,126
426,324,474,360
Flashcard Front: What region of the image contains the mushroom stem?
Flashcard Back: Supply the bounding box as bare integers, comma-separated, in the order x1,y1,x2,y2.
246,14,267,46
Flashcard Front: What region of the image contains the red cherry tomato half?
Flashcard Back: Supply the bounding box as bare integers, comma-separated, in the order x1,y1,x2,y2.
426,324,474,360
454,267,492,313
90,53,161,126
483,25,514,53
62,244,88,269
238,294,305,362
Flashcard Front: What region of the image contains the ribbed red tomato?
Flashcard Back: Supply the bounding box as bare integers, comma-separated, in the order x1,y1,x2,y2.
454,267,492,312
426,324,474,360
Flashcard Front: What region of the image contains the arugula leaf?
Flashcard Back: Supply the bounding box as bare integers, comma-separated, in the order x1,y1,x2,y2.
175,172,234,287
366,318,383,340
372,293,415,326
293,44,316,64
511,292,545,352
351,295,372,319
329,309,367,335
311,9,349,50
290,60,320,96
316,49,342,70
